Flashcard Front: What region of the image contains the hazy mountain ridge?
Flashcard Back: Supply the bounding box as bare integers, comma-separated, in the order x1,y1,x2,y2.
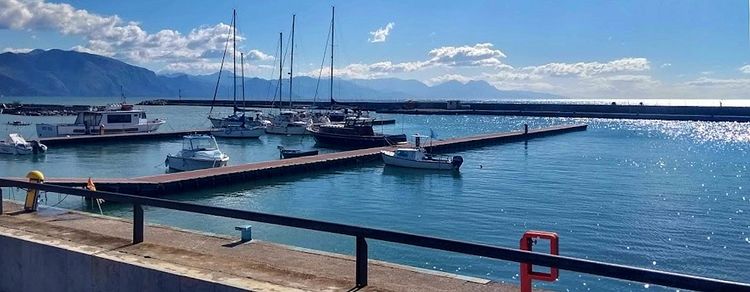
0,49,557,99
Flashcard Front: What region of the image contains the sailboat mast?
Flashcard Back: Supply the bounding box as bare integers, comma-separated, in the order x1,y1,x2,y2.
278,32,283,111
330,6,335,109
241,53,245,108
232,9,237,114
289,14,295,110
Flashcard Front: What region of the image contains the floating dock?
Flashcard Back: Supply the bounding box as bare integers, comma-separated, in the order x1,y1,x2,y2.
14,124,586,195
38,129,212,146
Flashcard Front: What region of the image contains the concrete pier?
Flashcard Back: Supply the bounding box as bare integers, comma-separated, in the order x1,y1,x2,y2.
9,124,586,195
0,201,515,291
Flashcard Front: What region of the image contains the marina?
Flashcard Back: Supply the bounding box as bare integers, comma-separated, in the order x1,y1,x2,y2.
5,124,587,195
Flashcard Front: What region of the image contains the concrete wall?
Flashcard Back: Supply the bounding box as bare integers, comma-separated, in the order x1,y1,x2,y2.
0,234,246,292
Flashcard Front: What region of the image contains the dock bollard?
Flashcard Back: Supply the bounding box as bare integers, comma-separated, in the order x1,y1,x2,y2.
523,124,528,134
24,170,45,212
235,225,252,242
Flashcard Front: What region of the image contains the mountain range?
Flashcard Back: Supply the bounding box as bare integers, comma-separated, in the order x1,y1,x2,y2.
0,49,557,100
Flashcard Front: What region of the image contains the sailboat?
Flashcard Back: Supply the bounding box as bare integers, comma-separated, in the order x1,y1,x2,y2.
208,9,268,135
266,15,310,135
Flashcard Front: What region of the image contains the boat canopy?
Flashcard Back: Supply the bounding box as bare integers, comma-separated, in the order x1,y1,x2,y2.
182,135,219,151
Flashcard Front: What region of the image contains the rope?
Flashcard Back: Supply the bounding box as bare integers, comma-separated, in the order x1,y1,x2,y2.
208,13,234,117
312,20,333,106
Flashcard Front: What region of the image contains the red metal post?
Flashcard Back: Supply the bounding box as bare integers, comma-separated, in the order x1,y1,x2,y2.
520,230,559,292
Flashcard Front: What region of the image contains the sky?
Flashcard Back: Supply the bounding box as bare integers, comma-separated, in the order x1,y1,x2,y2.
1,0,750,98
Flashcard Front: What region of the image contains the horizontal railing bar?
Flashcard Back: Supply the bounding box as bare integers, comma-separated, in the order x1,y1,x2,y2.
1,179,748,291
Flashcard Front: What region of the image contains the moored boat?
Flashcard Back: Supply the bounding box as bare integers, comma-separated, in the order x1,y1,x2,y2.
35,103,165,138
381,135,463,170
307,117,406,149
277,145,318,159
165,135,229,171
0,133,47,155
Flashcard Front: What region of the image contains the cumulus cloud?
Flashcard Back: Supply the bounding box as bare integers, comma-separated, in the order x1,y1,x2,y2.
0,0,272,74
426,43,509,68
368,22,394,43
739,65,750,74
522,58,650,77
246,49,274,61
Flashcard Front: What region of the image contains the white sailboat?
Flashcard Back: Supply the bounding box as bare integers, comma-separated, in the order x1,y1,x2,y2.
266,15,310,135
208,10,268,138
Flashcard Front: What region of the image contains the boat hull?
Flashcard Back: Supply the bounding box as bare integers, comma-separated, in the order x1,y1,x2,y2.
266,125,308,135
381,151,459,170
309,129,406,149
36,121,164,138
211,127,265,138
165,155,228,172
280,149,319,159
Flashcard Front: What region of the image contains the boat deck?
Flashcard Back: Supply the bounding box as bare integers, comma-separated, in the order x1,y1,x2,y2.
12,124,587,196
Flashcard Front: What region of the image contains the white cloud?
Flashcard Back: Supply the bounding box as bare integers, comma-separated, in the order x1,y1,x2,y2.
1,47,33,53
684,77,750,88
739,65,750,74
427,43,509,68
0,0,272,74
246,49,274,62
368,22,394,43
426,74,474,85
523,58,650,77
660,63,671,68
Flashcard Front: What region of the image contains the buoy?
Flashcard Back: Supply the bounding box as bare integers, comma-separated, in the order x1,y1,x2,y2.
24,170,44,211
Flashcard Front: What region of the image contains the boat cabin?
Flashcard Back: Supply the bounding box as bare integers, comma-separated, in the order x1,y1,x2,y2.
319,117,375,136
73,110,147,127
182,135,219,151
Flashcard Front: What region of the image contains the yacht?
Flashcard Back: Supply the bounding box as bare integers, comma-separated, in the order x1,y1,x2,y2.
381,135,463,170
0,133,47,155
165,135,229,171
35,104,165,138
307,117,406,149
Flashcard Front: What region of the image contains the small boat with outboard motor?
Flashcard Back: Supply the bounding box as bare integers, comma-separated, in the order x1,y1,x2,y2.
381,134,463,170
0,133,47,155
165,134,229,171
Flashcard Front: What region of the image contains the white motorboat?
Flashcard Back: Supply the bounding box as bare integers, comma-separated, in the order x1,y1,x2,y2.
380,135,463,170
165,135,229,171
0,133,47,155
35,103,165,138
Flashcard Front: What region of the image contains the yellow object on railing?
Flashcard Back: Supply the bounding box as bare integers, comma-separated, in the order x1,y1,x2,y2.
24,170,44,211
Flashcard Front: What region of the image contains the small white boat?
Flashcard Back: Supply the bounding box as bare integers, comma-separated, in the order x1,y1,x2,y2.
36,103,165,137
0,133,47,155
380,135,463,170
165,135,229,171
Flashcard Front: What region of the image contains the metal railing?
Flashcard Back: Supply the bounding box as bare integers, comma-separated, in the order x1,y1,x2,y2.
0,178,748,291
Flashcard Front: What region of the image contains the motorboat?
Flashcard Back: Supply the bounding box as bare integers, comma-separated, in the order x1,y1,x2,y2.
307,117,406,149
265,111,310,135
35,103,165,137
277,145,318,159
165,135,229,171
0,133,47,155
381,135,463,170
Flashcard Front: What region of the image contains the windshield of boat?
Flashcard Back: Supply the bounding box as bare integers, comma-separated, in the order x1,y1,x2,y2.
183,137,218,151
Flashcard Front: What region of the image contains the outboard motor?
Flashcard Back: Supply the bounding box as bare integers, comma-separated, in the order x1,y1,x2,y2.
451,156,464,169
30,140,47,154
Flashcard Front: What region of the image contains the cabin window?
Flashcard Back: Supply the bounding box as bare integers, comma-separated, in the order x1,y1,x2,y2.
140,112,147,119
107,114,132,124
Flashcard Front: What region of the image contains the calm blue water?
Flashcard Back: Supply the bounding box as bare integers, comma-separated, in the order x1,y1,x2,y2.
1,100,749,291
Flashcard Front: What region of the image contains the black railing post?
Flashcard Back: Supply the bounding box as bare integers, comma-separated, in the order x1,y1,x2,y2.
356,235,368,287
0,188,3,215
133,204,144,243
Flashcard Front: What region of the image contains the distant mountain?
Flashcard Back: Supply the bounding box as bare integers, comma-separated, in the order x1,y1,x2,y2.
0,49,558,100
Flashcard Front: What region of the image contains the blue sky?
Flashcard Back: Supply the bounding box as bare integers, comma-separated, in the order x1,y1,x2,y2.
1,0,750,98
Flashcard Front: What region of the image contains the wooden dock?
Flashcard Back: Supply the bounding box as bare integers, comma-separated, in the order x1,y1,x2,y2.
16,124,587,195
38,129,212,146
